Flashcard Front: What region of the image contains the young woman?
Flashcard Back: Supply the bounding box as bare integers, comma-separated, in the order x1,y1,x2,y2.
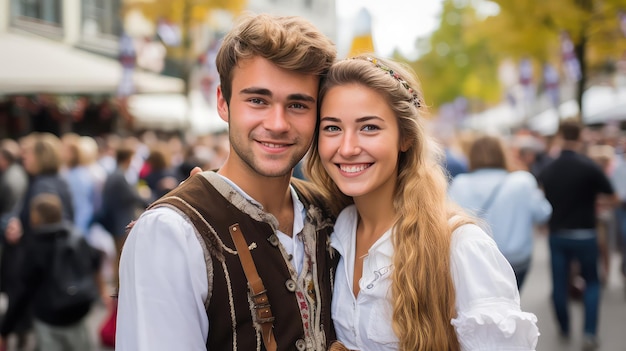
306,56,539,351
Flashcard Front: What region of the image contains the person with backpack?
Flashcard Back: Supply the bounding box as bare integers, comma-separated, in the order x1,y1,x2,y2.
0,193,105,351
3,132,75,349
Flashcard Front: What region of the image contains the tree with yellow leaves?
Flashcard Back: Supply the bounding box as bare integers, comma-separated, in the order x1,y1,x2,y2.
121,0,247,94
409,0,626,124
479,0,626,121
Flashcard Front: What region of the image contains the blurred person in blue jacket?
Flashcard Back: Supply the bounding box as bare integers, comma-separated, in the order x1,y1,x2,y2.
449,134,552,290
60,133,96,235
97,143,150,286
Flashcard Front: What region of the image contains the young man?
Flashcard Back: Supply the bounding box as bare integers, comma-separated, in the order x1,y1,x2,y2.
538,119,618,350
116,14,337,351
97,143,149,286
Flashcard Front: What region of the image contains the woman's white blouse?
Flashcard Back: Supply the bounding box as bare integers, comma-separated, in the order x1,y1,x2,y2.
330,205,539,351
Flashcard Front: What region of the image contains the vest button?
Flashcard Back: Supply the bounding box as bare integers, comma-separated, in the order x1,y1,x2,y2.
285,279,297,292
295,338,306,350
267,234,279,247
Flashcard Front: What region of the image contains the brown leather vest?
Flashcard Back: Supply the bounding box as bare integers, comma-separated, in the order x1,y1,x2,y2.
149,172,337,351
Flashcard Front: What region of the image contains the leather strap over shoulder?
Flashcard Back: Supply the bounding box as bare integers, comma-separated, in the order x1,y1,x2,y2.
229,223,277,351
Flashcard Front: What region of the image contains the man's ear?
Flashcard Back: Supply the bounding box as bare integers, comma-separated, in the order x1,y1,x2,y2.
217,85,229,123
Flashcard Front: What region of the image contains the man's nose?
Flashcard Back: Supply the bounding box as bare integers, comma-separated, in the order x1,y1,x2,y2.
264,107,290,132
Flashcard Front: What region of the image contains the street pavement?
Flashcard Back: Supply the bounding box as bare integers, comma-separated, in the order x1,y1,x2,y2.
82,230,626,351
86,300,112,351
520,232,626,351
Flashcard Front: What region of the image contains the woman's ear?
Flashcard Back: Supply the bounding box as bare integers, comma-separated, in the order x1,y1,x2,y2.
400,137,412,153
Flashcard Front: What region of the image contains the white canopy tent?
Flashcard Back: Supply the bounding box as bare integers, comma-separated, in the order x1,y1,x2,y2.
527,86,626,135
127,91,228,134
463,85,626,136
463,103,522,134
526,100,580,136
0,32,183,94
581,85,626,125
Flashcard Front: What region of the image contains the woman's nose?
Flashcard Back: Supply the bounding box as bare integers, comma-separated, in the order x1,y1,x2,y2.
338,133,361,156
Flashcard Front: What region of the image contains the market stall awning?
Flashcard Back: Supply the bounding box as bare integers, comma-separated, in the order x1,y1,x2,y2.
0,32,184,94
581,86,626,125
127,91,228,133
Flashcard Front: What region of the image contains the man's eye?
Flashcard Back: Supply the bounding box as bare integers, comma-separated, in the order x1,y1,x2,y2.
290,103,307,109
249,98,265,105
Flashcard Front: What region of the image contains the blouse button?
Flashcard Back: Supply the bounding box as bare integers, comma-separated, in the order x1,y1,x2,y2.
285,279,297,292
295,339,306,350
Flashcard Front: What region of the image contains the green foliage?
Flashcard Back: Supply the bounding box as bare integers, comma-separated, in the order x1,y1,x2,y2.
410,0,502,112
487,0,626,67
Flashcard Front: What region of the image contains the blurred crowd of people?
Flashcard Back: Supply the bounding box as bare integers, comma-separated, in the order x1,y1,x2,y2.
0,94,134,141
0,115,624,350
0,128,229,350
444,120,625,350
444,121,626,284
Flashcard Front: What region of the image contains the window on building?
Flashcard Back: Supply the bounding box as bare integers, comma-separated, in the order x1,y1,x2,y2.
10,0,63,37
82,0,123,39
11,0,62,25
78,0,123,54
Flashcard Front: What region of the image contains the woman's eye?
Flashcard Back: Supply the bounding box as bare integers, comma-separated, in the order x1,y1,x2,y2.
362,124,380,131
322,125,340,132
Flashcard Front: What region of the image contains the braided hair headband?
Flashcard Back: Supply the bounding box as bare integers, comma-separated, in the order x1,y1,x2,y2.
354,57,422,108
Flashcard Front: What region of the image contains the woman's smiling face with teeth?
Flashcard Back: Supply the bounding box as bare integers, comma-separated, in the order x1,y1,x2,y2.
318,83,403,200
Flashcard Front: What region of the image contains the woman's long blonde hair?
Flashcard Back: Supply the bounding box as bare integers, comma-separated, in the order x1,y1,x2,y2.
306,55,473,351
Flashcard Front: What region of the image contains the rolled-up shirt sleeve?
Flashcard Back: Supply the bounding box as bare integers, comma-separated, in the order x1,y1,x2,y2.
450,224,539,351
116,207,209,351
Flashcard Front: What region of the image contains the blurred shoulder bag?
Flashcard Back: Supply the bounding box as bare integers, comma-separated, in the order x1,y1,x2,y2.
477,174,508,217
229,223,277,351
